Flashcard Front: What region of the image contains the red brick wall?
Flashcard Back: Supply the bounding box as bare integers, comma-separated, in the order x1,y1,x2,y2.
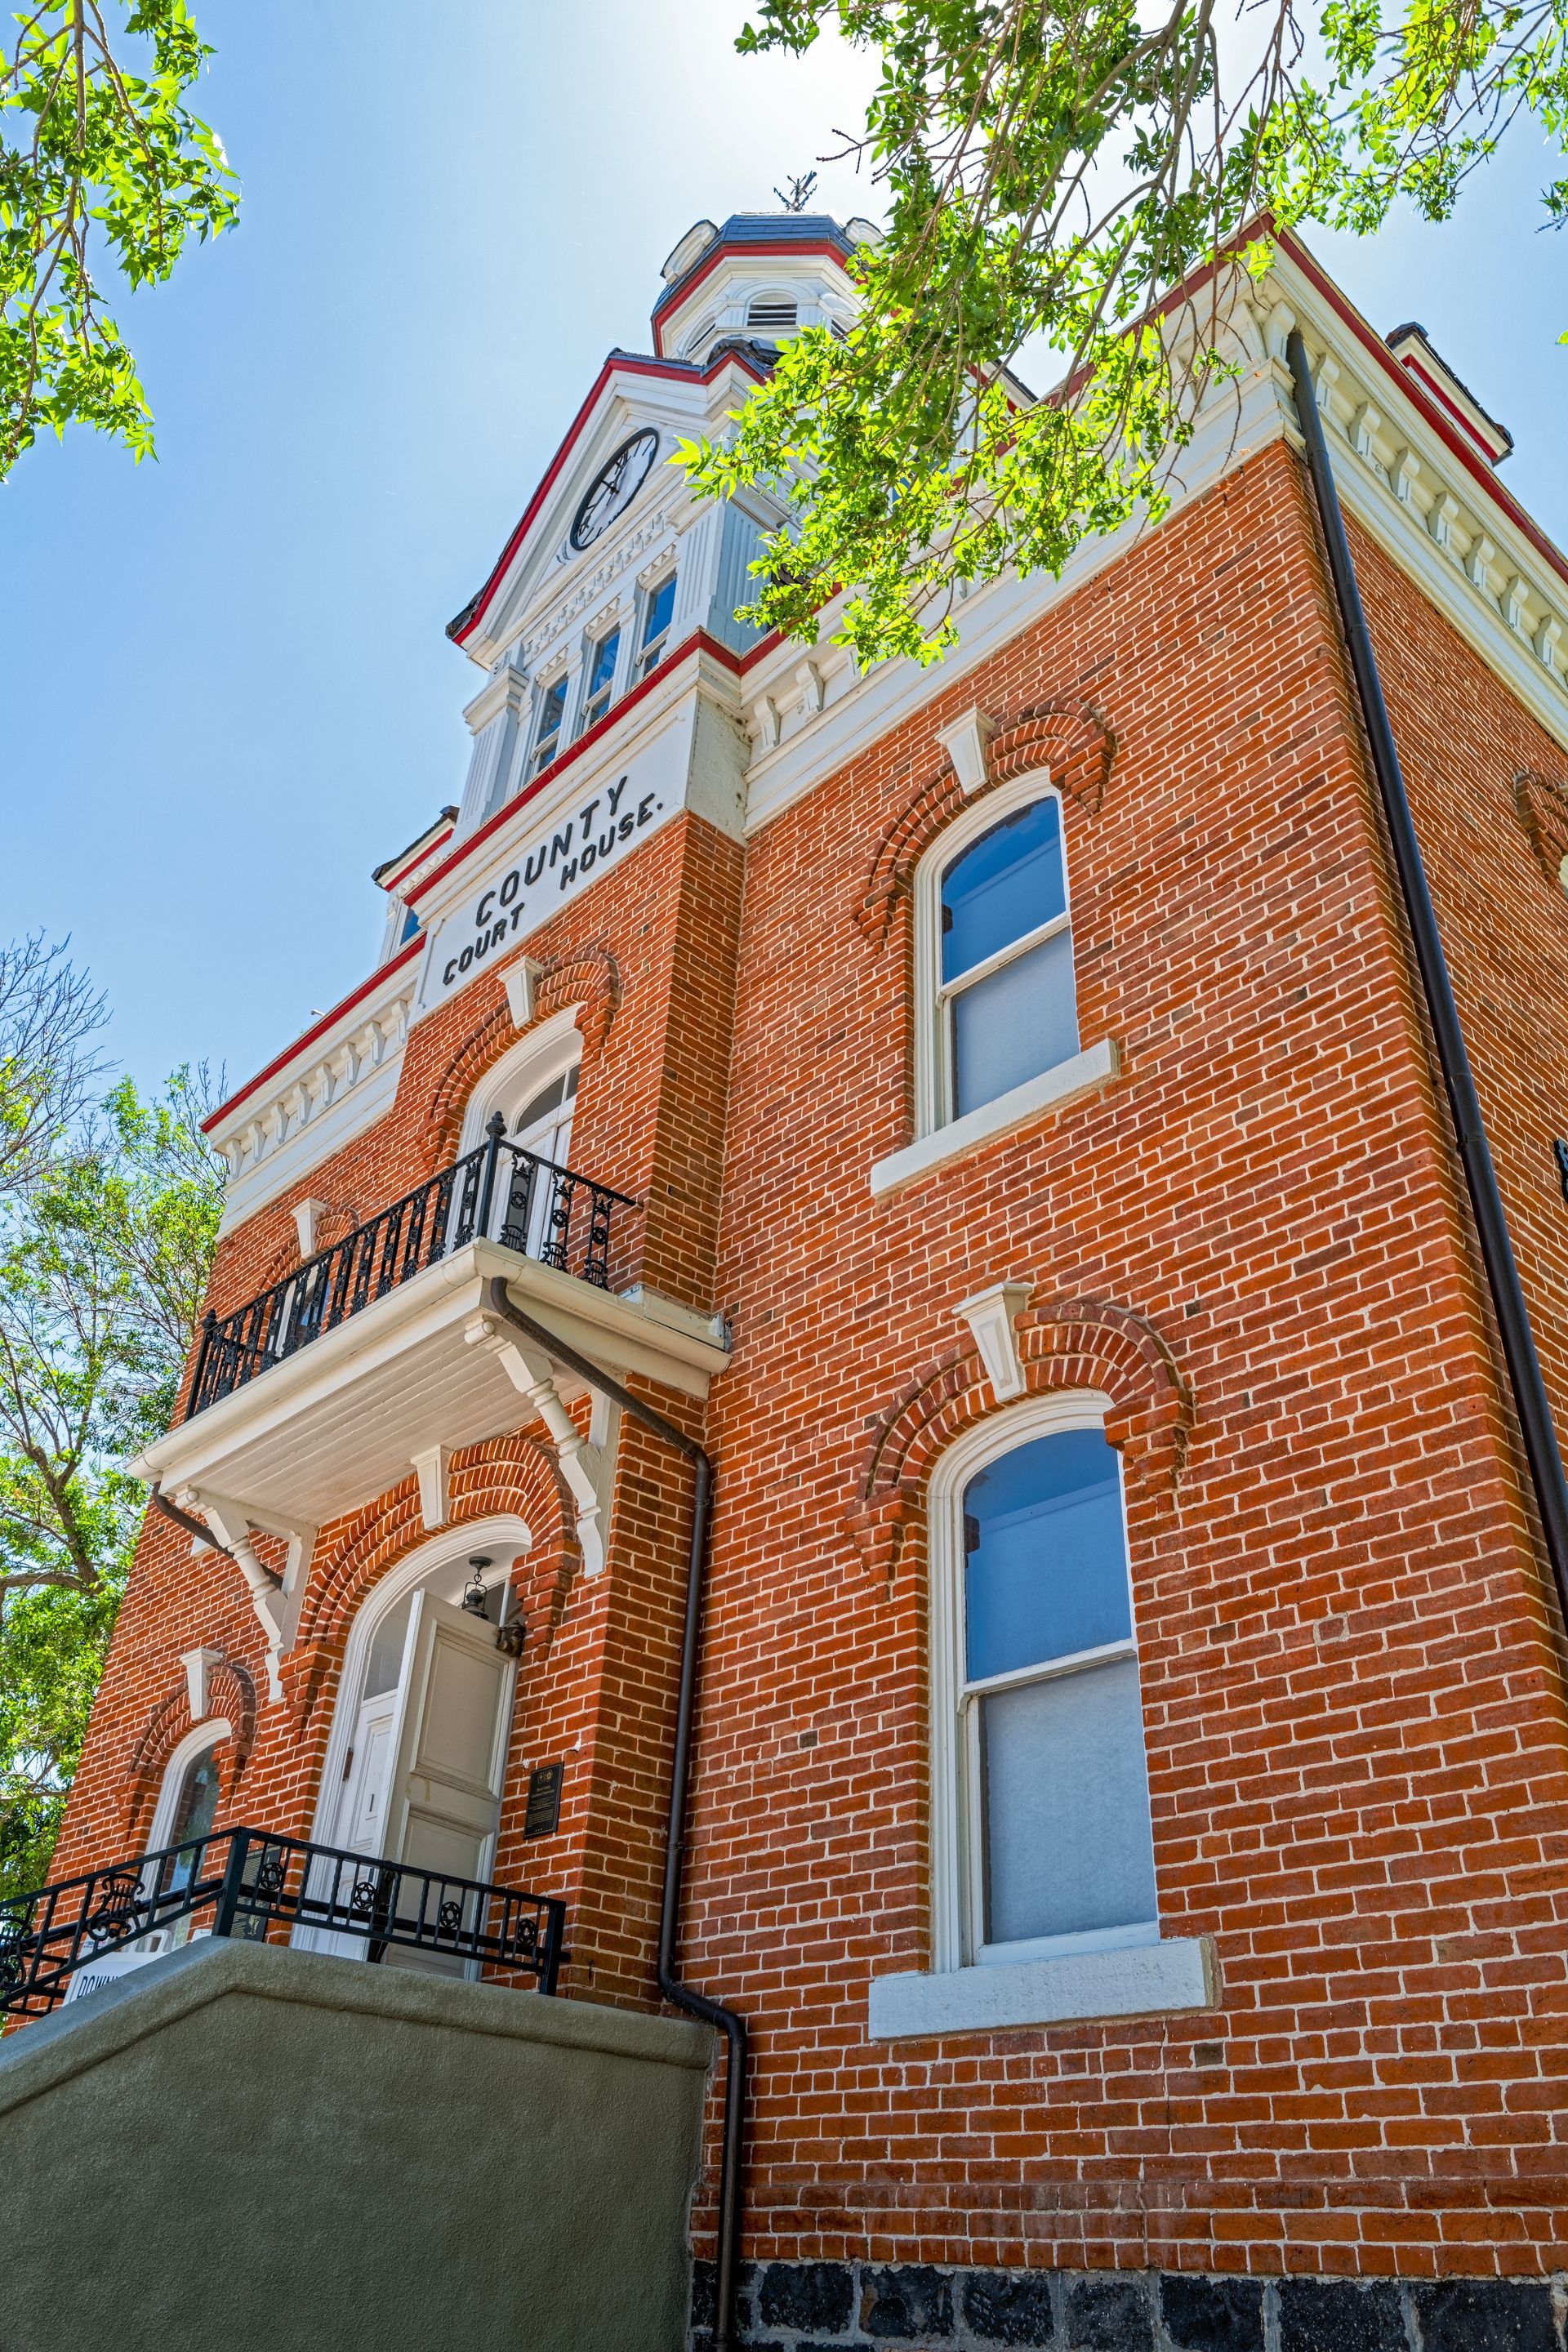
51,430,1568,2285
679,438,1568,2282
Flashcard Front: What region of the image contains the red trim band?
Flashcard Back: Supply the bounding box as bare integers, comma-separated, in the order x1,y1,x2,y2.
202,935,425,1136
651,237,857,354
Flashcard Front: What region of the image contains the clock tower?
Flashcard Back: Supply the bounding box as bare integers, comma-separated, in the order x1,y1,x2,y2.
427,212,879,869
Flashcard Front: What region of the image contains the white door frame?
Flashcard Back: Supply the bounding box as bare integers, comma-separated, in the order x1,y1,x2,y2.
307,1513,532,1858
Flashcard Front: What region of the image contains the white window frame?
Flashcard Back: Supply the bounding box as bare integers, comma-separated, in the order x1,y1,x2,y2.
457,1007,583,1158
927,1389,1157,1975
912,768,1077,1140
529,670,570,777
577,612,626,736
145,1718,232,1854
635,567,678,679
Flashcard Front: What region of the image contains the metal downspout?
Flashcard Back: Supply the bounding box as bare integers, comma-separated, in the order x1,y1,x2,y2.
482,1276,747,2352
1285,328,1568,1617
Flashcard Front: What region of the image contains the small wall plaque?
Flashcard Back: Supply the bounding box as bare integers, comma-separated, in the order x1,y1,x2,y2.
525,1763,564,1838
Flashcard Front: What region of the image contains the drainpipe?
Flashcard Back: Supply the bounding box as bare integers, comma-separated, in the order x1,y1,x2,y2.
483,1276,747,2352
1285,328,1568,1619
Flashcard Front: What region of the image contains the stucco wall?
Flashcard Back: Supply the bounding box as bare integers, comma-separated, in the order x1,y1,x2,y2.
0,1937,713,2352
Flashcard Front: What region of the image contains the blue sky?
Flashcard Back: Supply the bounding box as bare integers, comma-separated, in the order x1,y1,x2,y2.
2,0,1564,1107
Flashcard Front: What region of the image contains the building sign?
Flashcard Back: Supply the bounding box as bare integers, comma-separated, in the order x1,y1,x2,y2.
418,715,688,1013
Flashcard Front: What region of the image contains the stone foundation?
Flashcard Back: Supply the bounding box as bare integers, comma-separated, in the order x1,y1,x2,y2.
692,2260,1566,2351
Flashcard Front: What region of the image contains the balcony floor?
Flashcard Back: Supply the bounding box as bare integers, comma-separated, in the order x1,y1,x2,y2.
135,1240,728,1531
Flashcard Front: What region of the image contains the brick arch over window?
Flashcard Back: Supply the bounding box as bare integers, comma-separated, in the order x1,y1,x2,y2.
1515,769,1568,892
286,1428,580,1719
124,1654,257,1842
848,1293,1193,1586
422,944,623,1163
856,699,1116,948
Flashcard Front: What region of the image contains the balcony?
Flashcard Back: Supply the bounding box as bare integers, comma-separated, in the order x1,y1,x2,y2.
186,1119,636,1421
133,1122,730,1660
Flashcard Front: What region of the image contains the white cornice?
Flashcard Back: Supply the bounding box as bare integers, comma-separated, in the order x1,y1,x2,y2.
209,957,418,1233
735,243,1568,841
1250,255,1568,752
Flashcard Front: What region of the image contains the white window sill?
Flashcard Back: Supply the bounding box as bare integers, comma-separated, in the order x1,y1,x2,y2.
869,1037,1120,1200
866,1934,1216,2041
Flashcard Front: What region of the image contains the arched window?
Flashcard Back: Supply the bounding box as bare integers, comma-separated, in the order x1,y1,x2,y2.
933,787,1078,1125
929,1396,1156,1969
144,1720,231,1913
461,1013,583,1261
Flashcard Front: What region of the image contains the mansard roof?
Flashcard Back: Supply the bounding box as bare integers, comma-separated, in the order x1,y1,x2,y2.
653,212,860,314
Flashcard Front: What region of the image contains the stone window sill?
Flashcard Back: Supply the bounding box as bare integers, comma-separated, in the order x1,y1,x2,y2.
866,1935,1217,2041
869,1037,1120,1200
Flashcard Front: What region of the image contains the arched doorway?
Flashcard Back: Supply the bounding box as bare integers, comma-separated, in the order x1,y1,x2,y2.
307,1517,532,1970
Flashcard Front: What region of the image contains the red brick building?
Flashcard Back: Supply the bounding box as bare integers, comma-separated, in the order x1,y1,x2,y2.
31,215,1568,2350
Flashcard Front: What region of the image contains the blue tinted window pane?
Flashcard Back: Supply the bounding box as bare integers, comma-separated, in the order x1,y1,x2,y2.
981,1658,1156,1943
963,1429,1130,1682
941,799,1065,981
950,925,1078,1117
642,576,676,646
587,630,620,696
538,680,567,737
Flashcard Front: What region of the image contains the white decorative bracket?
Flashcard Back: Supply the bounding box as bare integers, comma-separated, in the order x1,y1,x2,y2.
292,1197,328,1258
412,1445,451,1530
177,1489,317,1704
464,1316,619,1575
956,1281,1034,1403
795,660,825,717
180,1646,225,1722
505,958,546,1029
936,706,996,797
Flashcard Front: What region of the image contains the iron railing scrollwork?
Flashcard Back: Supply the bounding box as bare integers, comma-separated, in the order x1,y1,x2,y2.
0,1824,566,2022
186,1118,637,1419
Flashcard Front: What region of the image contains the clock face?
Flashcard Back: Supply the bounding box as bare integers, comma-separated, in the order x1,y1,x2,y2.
569,427,660,552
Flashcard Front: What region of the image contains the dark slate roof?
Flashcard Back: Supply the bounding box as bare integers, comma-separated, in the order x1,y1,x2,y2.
654,214,858,313
1385,320,1513,457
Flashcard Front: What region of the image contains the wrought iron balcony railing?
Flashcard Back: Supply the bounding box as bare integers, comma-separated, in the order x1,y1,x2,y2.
186,1115,637,1420
0,1824,567,2022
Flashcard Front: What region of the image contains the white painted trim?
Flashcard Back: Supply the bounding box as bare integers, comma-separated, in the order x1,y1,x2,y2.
868,1936,1217,2040
292,1199,328,1259
911,767,1076,1140
935,706,996,795
178,1646,224,1722
411,1444,450,1530
871,1037,1120,1199
145,1718,233,1854
956,1281,1032,1403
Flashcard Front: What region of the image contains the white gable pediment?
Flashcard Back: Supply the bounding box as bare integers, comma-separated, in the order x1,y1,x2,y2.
457,359,740,669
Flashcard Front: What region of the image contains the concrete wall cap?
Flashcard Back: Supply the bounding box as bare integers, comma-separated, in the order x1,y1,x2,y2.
0,1934,714,2117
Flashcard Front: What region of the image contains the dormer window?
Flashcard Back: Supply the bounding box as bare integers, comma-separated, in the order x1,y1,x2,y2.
747,296,797,335
531,677,568,777
581,627,621,732
636,574,677,679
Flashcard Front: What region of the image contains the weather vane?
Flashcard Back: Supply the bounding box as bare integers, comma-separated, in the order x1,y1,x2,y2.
774,171,818,213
